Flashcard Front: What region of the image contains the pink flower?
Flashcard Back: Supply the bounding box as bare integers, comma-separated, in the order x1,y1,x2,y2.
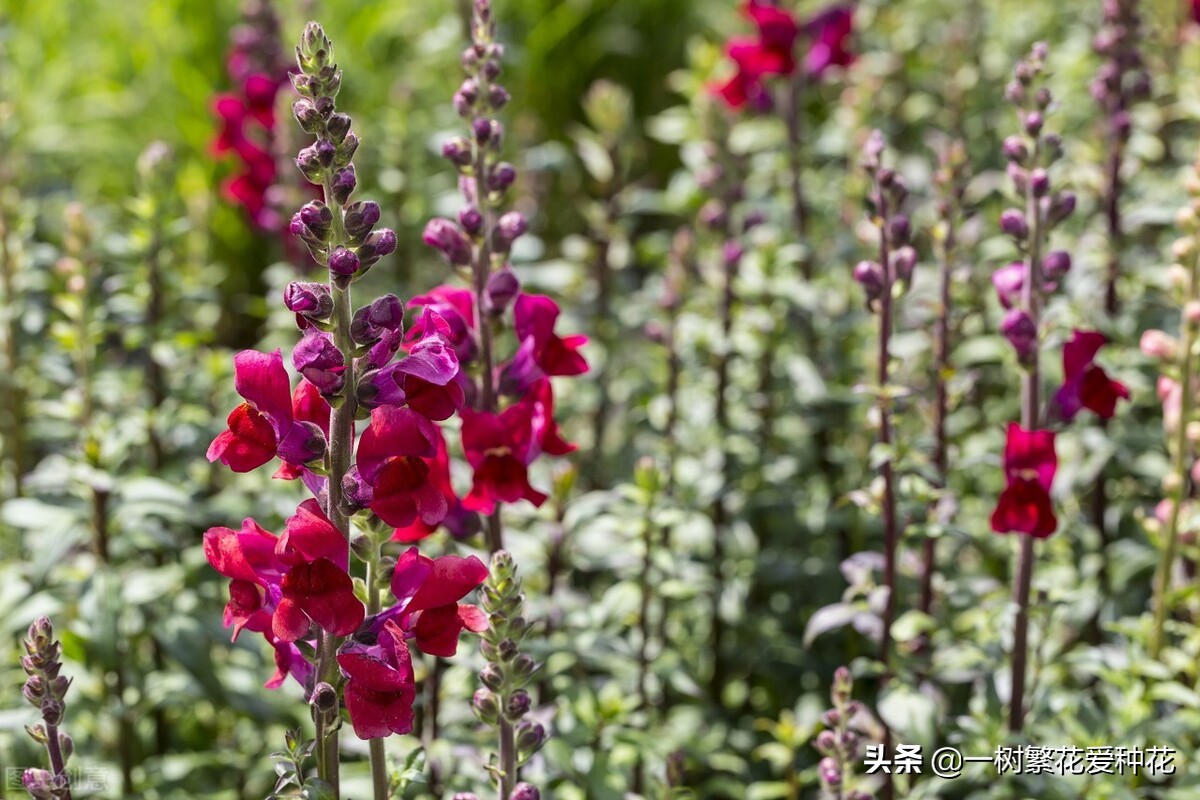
409,286,478,363
990,424,1057,538
804,5,855,77
361,309,464,420
355,406,447,528
1054,330,1130,421
500,294,588,395
337,619,417,739
208,349,325,473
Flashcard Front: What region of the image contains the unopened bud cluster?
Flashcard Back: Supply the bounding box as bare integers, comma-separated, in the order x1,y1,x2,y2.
425,0,526,300
1092,0,1150,144
813,667,871,800
289,22,395,288
855,130,914,308
21,617,74,800
995,43,1075,364
472,551,547,786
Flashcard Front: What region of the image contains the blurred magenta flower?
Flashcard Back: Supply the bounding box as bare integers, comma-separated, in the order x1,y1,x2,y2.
1053,330,1130,421
990,423,1057,538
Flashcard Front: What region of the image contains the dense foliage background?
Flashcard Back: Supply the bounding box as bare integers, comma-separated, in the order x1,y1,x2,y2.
4,0,1200,798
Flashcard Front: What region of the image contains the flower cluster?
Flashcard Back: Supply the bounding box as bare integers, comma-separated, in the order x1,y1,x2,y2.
854,131,915,308
420,0,587,523
20,617,75,800
205,22,487,743
213,0,290,230
1091,0,1150,147
813,667,873,800
470,551,546,796
989,44,1128,538
711,1,855,110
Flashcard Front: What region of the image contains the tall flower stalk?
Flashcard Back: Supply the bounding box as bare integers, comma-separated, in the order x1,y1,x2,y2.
920,138,969,622
990,43,1078,733
1146,170,1200,657
20,617,75,800
854,132,913,800
206,23,490,800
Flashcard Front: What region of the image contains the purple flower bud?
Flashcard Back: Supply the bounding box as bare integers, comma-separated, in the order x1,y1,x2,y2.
891,246,916,282
423,218,472,266
1112,111,1132,141
473,117,494,144
1001,307,1038,362
1007,163,1028,194
505,689,532,721
488,85,510,110
1029,168,1050,197
699,200,726,231
815,729,838,755
313,139,336,169
285,281,334,319
351,294,405,344
1045,191,1076,226
480,663,504,691
330,166,357,205
344,201,381,240
1043,250,1072,280
485,267,520,314
336,132,359,167
510,785,540,800
743,209,766,232
293,332,346,395
992,262,1025,309
442,136,473,167
1002,136,1028,164
819,757,842,787
1035,87,1052,109
1005,80,1025,105
1000,208,1029,240
459,79,480,106
459,205,484,236
328,246,361,277
342,468,373,512
293,98,322,132
482,59,502,81
493,211,528,251
453,91,472,117
888,214,911,245
723,241,744,267
854,260,885,302
488,162,516,192
473,688,500,725
357,228,397,266
295,144,324,181
327,113,352,141
1023,112,1044,135
515,720,546,754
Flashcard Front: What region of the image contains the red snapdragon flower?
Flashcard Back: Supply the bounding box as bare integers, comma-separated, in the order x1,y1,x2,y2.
712,2,856,109
385,547,489,657
1053,330,1130,421
500,294,589,395
208,349,325,473
460,378,574,513
990,423,1057,538
337,619,417,739
354,406,448,528
204,499,363,643
391,427,480,542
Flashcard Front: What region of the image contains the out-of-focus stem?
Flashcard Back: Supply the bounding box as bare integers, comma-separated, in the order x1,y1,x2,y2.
1152,250,1198,657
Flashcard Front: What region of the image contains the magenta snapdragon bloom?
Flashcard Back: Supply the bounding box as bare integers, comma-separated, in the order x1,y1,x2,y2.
990,423,1057,538
208,349,325,473
361,308,465,420
354,406,447,528
337,619,417,739
384,547,489,657
1053,330,1130,421
501,294,589,394
409,286,478,363
712,1,856,110
461,379,575,513
391,427,479,543
274,379,331,487
204,499,363,644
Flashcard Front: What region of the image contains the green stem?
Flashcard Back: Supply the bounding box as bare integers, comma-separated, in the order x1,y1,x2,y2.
498,718,516,800
1152,252,1198,657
